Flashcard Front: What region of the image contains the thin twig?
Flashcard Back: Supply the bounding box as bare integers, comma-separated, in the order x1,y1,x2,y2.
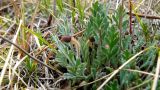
127,12,160,19
72,30,85,37
129,0,132,34
0,35,63,75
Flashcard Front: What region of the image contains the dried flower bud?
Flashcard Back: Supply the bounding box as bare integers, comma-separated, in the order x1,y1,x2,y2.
59,35,71,42
89,37,95,42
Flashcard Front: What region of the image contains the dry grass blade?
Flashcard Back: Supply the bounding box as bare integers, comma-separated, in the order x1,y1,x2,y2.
0,20,22,86
0,16,15,23
116,0,120,9
10,0,21,18
97,49,148,90
9,65,28,88
151,51,160,90
123,69,156,77
73,73,112,89
128,78,153,90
